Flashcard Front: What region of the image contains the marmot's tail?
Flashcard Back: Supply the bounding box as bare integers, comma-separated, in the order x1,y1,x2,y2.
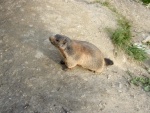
104,58,114,66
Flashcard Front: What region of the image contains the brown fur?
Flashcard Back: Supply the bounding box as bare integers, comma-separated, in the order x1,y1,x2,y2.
49,34,113,73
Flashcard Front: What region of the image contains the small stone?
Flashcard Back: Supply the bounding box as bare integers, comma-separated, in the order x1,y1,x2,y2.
107,75,111,79
142,35,150,43
36,68,41,71
35,51,44,59
20,9,24,12
146,3,150,8
29,24,33,27
147,68,150,74
25,61,28,64
119,82,122,89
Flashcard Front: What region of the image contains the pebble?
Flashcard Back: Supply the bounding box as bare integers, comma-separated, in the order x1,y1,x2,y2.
35,50,44,59
142,35,150,43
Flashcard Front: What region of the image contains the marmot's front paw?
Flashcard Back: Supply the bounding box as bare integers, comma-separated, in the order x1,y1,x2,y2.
62,67,71,71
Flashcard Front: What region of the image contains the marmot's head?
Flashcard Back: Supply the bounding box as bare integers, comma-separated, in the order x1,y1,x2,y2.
49,34,71,50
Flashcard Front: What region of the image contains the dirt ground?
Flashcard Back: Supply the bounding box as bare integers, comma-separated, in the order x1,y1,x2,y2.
0,0,150,113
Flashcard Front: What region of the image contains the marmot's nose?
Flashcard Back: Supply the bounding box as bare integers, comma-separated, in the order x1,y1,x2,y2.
49,36,53,42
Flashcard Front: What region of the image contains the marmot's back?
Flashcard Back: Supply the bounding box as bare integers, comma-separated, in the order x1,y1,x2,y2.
71,40,105,72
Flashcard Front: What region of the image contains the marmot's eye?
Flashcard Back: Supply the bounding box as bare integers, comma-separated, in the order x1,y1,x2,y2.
56,39,59,42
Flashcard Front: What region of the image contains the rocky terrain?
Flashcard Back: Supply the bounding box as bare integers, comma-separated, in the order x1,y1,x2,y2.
0,0,150,113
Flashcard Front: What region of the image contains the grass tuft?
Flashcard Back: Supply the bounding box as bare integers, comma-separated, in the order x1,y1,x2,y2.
130,76,150,92
93,0,118,13
117,18,131,29
127,71,150,92
110,18,148,61
126,45,148,61
111,28,131,48
93,0,149,61
111,18,131,48
140,0,150,4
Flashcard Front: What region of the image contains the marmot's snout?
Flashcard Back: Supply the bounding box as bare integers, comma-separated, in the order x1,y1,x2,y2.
49,36,56,46
49,36,53,43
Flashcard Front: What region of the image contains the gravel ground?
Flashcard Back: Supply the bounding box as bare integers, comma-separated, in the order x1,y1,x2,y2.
0,0,150,113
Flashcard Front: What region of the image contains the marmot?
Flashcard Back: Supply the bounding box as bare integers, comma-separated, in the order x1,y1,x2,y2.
49,34,113,73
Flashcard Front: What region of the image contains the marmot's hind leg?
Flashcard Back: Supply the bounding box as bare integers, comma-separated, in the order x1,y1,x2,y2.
95,67,104,73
